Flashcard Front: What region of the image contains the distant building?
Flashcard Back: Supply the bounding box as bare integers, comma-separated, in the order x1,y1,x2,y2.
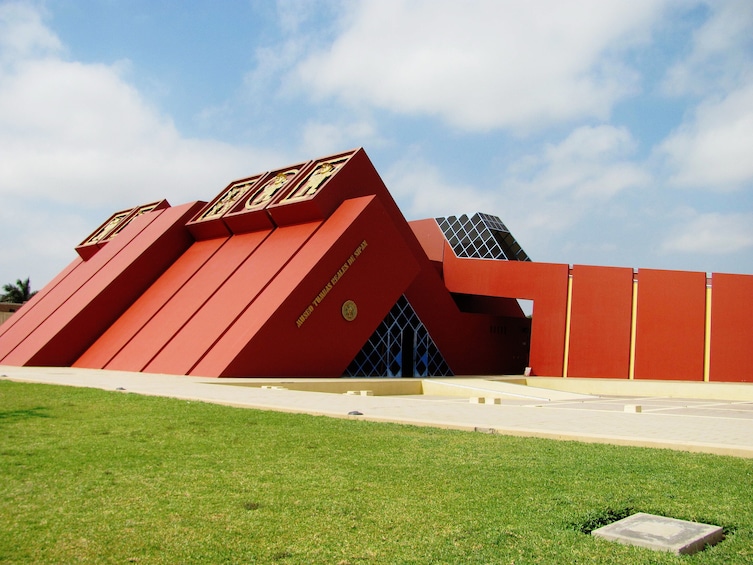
0,303,21,326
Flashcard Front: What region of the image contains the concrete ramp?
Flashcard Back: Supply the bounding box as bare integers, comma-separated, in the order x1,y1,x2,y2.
422,378,598,402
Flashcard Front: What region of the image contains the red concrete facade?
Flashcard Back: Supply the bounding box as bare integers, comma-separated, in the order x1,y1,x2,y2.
0,203,201,367
567,265,634,379
633,269,707,381
709,273,753,382
1,147,751,381
443,253,568,377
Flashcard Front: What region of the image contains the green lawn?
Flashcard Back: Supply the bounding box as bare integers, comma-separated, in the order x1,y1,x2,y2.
1,380,752,564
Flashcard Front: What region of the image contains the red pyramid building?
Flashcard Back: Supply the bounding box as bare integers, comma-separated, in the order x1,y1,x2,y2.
1,148,751,381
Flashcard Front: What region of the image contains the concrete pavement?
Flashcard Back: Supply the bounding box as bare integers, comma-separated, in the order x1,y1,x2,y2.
2,365,753,458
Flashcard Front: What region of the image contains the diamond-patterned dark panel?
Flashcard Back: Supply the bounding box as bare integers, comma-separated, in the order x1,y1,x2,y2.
344,295,452,378
436,212,531,261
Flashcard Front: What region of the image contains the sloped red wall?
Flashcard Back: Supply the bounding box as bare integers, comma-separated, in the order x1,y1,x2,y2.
74,237,228,369
107,230,273,372
191,195,420,377
148,222,322,376
1,202,202,367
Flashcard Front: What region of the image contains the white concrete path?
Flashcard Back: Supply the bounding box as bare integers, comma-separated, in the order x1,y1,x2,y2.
2,365,753,458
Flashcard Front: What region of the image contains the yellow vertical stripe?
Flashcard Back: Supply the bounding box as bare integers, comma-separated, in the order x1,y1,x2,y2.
629,277,638,380
704,283,712,382
563,272,573,378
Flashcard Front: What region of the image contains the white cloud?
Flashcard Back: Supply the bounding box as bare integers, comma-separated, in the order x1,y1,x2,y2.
0,4,284,287
663,0,753,96
384,157,497,219
0,204,87,275
0,57,280,208
509,125,650,199
661,211,753,254
291,0,667,132
0,1,61,62
492,125,652,262
275,0,334,35
299,118,380,157
658,83,753,190
657,1,753,189
385,125,651,252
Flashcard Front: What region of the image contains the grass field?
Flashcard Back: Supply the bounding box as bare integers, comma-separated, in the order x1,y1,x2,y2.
1,380,753,564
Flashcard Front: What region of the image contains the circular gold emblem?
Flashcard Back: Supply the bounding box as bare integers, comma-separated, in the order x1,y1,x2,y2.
341,300,358,322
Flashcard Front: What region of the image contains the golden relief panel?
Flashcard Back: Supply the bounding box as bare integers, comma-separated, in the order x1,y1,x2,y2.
103,203,161,241
198,179,258,221
83,211,131,246
244,169,299,209
284,157,348,202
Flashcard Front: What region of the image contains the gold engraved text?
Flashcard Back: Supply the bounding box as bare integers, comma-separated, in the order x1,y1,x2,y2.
296,240,368,328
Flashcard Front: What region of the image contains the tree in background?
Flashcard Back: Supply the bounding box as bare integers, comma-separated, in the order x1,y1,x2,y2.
1,278,37,303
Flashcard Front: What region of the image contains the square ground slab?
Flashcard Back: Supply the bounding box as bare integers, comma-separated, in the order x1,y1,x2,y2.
592,512,723,555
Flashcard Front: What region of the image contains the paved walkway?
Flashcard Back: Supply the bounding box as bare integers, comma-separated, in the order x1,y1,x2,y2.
2,365,753,458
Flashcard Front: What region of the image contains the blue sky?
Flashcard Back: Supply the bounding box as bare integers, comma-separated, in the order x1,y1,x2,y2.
1,0,752,292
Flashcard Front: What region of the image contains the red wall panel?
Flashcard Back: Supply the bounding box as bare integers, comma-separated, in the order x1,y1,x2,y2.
567,265,633,379
634,269,706,381
74,238,228,369
0,209,164,361
404,269,529,375
105,230,270,372
709,273,753,382
1,202,202,367
408,218,446,264
190,195,420,377
145,222,321,375
0,257,82,342
443,251,569,376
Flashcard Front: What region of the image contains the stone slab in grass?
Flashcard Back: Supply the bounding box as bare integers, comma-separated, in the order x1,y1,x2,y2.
591,512,723,555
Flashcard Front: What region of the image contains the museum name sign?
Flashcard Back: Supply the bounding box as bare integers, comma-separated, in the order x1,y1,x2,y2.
296,239,368,328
